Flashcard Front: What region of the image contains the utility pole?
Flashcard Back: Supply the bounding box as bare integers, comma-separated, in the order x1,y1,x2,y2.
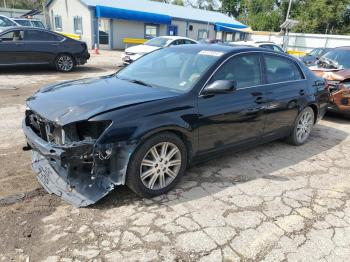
286,0,293,20
3,0,6,8
282,0,293,51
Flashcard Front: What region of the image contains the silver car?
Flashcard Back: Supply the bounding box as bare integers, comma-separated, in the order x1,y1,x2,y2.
12,18,46,29
0,15,18,33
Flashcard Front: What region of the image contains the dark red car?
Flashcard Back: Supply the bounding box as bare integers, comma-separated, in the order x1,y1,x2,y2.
310,47,350,117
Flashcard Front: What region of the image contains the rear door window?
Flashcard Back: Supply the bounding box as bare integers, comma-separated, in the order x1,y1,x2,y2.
14,19,31,26
264,55,304,84
172,39,185,45
184,39,196,45
24,30,61,41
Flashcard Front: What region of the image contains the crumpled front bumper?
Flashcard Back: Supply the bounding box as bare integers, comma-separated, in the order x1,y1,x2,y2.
22,120,133,207
32,150,100,207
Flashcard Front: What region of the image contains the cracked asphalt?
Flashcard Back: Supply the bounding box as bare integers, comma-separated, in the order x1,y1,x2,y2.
1,51,350,262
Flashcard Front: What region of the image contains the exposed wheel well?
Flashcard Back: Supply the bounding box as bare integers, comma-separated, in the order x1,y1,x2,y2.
308,104,318,124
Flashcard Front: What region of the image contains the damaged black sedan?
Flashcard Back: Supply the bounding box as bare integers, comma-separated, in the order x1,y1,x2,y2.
23,45,328,207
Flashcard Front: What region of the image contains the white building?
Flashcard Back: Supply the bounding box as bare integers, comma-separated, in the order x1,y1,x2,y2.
45,0,251,49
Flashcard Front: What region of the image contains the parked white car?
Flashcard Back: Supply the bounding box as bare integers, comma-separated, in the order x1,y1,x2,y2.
228,41,285,53
122,36,198,64
0,15,18,33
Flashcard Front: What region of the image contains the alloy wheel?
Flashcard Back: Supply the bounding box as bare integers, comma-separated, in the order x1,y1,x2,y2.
296,110,313,144
57,55,74,72
140,142,182,190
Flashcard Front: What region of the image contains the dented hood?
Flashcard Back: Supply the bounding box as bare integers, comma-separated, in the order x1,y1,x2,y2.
26,75,178,125
309,66,350,81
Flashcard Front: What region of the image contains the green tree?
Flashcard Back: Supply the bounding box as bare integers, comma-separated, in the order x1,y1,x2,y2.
0,0,45,9
172,0,185,5
293,0,350,34
221,0,284,31
151,0,184,5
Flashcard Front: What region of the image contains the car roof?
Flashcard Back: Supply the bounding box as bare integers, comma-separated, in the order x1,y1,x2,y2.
233,41,279,46
1,26,56,34
13,18,42,21
333,46,350,51
0,26,67,39
170,44,300,62
170,43,264,54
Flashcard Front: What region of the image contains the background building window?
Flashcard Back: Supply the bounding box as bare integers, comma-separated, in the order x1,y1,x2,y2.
225,32,233,42
54,15,62,31
145,24,159,39
216,31,222,40
198,29,209,40
74,16,83,35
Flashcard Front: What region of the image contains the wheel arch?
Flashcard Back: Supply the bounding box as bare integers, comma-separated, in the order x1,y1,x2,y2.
137,126,194,164
307,103,319,124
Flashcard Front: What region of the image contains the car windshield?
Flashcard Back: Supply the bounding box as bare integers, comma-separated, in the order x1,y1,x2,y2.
309,49,321,56
117,48,223,93
0,16,17,27
14,19,31,26
145,37,171,47
322,50,350,69
31,20,45,28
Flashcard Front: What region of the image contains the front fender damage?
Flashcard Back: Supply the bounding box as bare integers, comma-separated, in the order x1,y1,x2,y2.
29,134,137,207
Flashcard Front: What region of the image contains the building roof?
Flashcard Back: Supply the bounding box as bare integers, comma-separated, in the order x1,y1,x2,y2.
46,0,247,28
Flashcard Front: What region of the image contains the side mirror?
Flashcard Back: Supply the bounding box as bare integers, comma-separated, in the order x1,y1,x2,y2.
202,80,236,95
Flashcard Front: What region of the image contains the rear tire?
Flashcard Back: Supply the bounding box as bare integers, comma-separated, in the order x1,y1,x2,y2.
126,132,187,198
55,54,75,72
287,107,315,146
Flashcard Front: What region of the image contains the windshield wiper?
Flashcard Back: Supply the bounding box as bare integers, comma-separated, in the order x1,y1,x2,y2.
128,79,154,87
117,76,154,87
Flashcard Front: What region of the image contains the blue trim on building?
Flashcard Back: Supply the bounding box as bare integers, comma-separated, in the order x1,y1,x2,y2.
95,5,171,24
214,22,248,32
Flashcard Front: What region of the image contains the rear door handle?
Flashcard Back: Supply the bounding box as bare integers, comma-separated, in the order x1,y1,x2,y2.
15,43,24,46
51,43,60,46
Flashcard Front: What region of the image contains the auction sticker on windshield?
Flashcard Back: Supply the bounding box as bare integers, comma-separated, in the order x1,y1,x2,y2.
198,50,224,57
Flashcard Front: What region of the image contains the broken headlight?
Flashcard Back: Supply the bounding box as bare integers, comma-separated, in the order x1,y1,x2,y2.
62,120,112,145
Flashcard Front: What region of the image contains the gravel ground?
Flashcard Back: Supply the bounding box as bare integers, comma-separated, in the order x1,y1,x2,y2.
0,51,350,262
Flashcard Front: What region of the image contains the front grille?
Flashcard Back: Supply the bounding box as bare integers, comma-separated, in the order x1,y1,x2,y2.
25,110,59,143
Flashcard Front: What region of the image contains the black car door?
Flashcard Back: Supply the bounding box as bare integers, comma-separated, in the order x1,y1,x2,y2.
0,29,25,65
262,54,308,139
23,29,63,64
197,53,267,153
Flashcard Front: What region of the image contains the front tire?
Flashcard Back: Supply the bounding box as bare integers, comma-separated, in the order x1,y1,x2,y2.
287,107,315,146
55,54,75,72
126,132,187,198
